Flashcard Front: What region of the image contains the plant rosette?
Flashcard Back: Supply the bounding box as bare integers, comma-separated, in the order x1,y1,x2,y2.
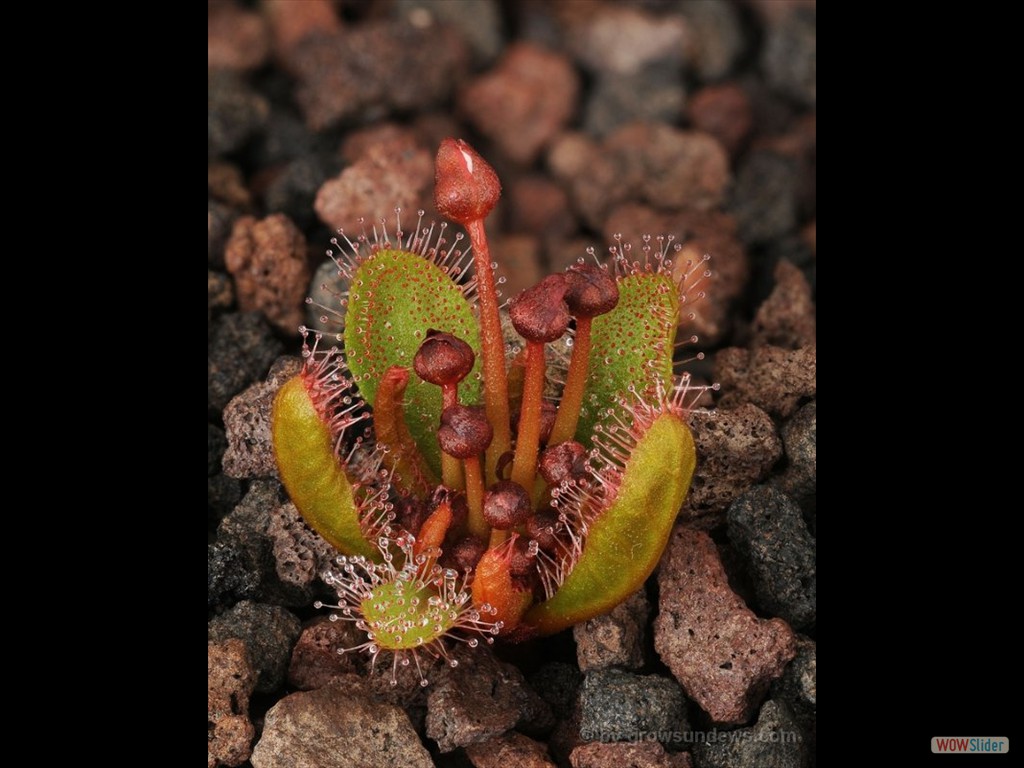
272,138,716,685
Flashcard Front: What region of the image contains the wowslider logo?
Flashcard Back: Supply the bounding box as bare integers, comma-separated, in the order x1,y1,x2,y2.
932,737,1009,754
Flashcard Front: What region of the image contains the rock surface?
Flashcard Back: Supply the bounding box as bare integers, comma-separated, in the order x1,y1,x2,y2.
574,588,649,671
460,42,578,163
208,639,257,767
427,643,554,752
250,677,434,768
465,731,558,768
750,259,816,349
692,699,807,767
578,668,688,747
681,404,782,522
208,600,302,693
225,214,311,334
208,312,283,413
654,526,796,724
714,346,816,419
727,485,816,629
221,356,303,479
570,741,693,768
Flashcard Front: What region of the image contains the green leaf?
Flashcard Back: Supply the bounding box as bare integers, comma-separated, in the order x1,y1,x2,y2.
574,274,678,447
272,375,378,561
523,411,695,635
344,249,482,476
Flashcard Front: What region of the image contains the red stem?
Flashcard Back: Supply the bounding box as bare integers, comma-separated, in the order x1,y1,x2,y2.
548,316,592,446
466,218,512,484
510,341,545,493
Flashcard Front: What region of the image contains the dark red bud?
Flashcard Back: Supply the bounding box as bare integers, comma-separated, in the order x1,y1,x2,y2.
564,263,619,317
438,404,493,459
394,495,428,538
483,480,532,530
509,274,571,343
434,138,501,225
537,440,588,486
508,536,537,577
525,508,559,553
448,535,487,573
413,329,475,387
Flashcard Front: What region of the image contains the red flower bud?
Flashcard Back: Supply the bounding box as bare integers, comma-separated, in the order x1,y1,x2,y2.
525,508,559,553
483,480,532,530
509,274,571,343
564,263,619,318
438,404,494,459
413,329,475,387
434,138,501,225
538,440,588,486
448,535,487,573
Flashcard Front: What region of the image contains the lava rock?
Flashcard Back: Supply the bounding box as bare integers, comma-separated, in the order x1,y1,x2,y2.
254,110,318,168
731,147,800,245
208,639,257,767
615,122,729,215
262,154,333,230
208,600,302,694
394,0,503,65
508,175,576,244
459,42,578,164
553,123,730,231
565,4,688,136
426,642,554,752
585,67,686,138
221,356,303,479
493,235,544,298
287,615,365,690
208,161,252,209
217,478,333,607
528,661,583,721
727,486,816,629
208,424,228,477
762,8,816,107
208,270,235,319
574,588,649,672
751,259,815,349
465,731,557,768
678,0,745,81
578,668,688,747
225,214,311,334
567,5,688,76
208,69,269,159
602,204,749,347
209,199,236,268
681,404,782,523
571,741,693,768
771,637,816,763
654,526,796,724
714,345,816,419
208,539,261,610
208,2,270,72
208,312,283,412
289,21,469,132
692,699,807,767
314,138,433,232
209,422,240,525
262,0,342,69
250,677,434,768
773,401,816,524
687,83,753,158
